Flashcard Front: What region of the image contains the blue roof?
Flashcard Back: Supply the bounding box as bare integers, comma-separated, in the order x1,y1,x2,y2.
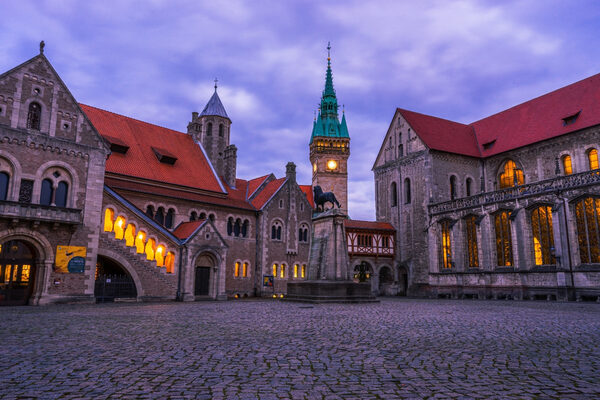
200,90,229,119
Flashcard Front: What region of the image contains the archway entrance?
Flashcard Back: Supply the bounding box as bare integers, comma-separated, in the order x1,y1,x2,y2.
94,255,137,303
0,240,37,306
397,266,408,296
195,254,214,297
378,266,394,296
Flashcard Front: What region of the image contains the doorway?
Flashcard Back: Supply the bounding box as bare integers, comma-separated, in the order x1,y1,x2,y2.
94,255,137,303
194,267,210,296
0,240,37,306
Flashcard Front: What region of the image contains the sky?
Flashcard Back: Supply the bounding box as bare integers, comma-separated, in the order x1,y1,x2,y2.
1,0,600,220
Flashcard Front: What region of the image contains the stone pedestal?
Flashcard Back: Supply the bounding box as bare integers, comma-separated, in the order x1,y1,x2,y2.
286,209,378,303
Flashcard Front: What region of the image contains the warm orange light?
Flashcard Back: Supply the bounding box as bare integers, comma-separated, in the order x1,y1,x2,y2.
137,233,144,239
327,160,337,170
313,163,317,172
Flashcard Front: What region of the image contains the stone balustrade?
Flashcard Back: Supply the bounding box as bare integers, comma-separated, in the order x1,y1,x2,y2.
0,200,82,224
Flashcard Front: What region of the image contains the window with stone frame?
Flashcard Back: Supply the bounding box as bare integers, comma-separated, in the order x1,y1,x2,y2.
588,148,599,170
499,160,524,189
298,224,309,243
439,220,453,269
562,154,573,175
531,205,556,266
574,197,600,264
465,178,473,197
234,261,241,277
271,221,282,240
241,220,249,238
450,175,457,200
0,171,9,201
404,178,411,204
465,215,479,268
494,210,513,267
27,102,41,130
390,181,398,207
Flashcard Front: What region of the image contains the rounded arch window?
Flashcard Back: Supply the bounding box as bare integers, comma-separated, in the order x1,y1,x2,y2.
165,208,175,228
499,160,524,188
145,205,154,218
190,211,198,221
404,178,411,204
449,175,457,200
0,171,9,201
242,220,249,237
103,208,115,232
219,124,224,137
27,102,42,130
55,181,69,207
588,148,599,170
390,182,398,207
227,217,234,236
154,207,165,225
40,178,53,205
271,221,282,240
562,154,573,175
234,218,241,237
207,123,213,136
465,178,473,197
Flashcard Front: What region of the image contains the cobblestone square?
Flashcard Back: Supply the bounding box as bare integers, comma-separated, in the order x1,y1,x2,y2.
1,299,599,399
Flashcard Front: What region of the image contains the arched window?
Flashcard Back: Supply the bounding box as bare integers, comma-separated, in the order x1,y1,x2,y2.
531,206,555,266
301,264,306,279
207,123,213,136
293,264,299,278
466,178,472,197
40,178,53,205
242,220,249,237
27,102,41,130
494,211,513,266
390,182,398,207
124,224,136,247
272,263,277,277
209,214,215,222
165,208,174,228
190,211,197,221
200,212,207,220
219,124,224,137
588,148,599,170
0,172,9,201
103,208,115,232
404,178,411,204
155,245,166,267
155,207,165,225
450,176,457,200
280,264,286,278
562,155,573,175
145,205,154,218
574,197,600,264
499,160,524,189
55,181,68,207
135,231,146,254
114,216,126,240
234,219,241,237
299,225,309,243
227,217,233,236
145,238,156,261
242,262,248,277
271,221,282,240
234,261,240,277
465,215,479,268
440,220,452,269
165,252,175,274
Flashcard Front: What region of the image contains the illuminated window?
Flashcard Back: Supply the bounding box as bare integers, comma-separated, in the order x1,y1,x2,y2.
465,215,479,268
499,160,524,189
588,148,599,170
21,264,30,282
301,264,306,279
145,238,156,261
562,155,573,175
293,264,299,278
280,264,286,278
114,216,126,239
135,231,146,254
574,197,600,264
272,263,277,277
440,220,452,269
531,206,555,266
40,178,53,205
494,211,513,266
165,252,175,273
0,171,9,201
234,261,240,277
27,102,41,130
124,224,136,247
104,208,115,232
390,182,398,207
242,262,248,277
155,245,166,267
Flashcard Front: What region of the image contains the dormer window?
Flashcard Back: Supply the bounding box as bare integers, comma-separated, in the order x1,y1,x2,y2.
104,135,129,154
562,111,581,126
152,147,177,165
482,139,496,150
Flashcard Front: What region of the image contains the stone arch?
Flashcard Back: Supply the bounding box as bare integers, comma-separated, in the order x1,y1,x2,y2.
377,264,394,296
22,96,50,133
191,249,223,299
0,150,23,201
397,264,409,296
96,248,144,298
34,160,80,207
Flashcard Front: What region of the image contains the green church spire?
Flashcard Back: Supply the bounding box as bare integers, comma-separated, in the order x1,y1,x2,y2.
310,42,349,143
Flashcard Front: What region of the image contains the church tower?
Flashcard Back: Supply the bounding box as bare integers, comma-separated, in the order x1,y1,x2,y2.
188,81,237,188
309,43,350,212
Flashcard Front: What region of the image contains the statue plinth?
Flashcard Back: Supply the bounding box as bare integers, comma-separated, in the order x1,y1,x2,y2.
286,208,378,303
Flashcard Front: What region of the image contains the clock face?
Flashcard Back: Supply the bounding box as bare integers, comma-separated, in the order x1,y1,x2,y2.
327,160,338,170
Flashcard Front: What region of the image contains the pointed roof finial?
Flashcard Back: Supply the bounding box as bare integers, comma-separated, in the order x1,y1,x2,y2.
327,41,331,64
214,77,218,92
342,104,345,114
39,40,45,54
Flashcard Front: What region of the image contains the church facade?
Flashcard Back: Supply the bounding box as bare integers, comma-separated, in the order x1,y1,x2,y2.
374,74,600,301
0,44,396,306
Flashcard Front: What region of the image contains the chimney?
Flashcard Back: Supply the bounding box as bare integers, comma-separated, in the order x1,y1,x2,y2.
286,162,296,183
223,144,237,188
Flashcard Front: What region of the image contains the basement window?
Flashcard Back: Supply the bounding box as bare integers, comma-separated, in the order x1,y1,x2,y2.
562,111,581,126
152,146,178,165
482,139,496,150
104,135,130,154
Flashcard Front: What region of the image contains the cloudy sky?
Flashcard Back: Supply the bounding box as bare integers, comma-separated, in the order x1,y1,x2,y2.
1,0,599,220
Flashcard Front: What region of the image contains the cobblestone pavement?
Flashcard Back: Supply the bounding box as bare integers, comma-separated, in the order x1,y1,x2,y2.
1,299,600,400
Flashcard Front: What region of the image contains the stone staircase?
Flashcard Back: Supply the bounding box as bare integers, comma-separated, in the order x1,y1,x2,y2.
99,231,177,298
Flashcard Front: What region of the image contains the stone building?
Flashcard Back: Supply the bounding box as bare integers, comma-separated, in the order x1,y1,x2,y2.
374,73,600,301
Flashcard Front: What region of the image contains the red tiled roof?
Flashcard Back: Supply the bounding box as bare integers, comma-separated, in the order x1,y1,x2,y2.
173,220,205,240
81,104,225,194
105,177,256,211
250,178,286,210
299,185,315,208
400,72,600,158
344,219,396,231
247,175,271,199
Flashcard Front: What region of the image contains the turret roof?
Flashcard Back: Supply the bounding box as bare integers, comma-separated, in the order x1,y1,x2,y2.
200,90,229,119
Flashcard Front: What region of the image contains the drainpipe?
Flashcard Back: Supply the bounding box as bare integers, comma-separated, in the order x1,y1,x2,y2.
255,211,260,297
176,246,184,301
561,196,575,299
